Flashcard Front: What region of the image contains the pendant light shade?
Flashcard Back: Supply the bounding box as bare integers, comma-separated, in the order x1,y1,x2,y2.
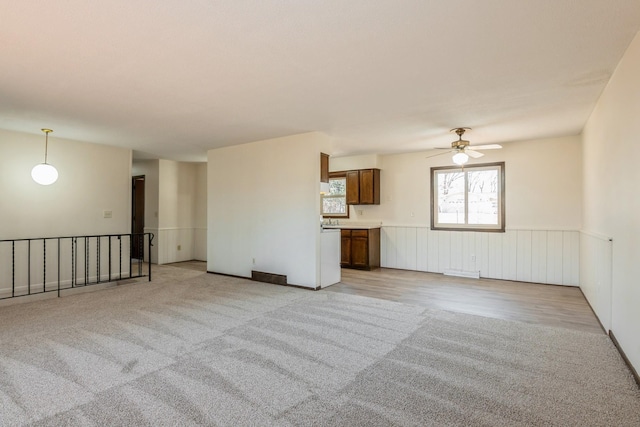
31,163,59,185
32,128,58,185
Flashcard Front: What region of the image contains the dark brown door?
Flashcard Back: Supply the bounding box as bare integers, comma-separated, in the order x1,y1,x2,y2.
346,170,360,205
351,230,369,268
341,229,352,266
132,176,145,259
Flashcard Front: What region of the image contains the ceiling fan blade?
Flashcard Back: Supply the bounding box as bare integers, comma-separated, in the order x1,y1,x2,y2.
465,149,484,158
471,144,502,150
425,150,453,159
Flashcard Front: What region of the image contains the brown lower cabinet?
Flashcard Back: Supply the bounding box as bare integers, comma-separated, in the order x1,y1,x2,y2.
340,228,380,270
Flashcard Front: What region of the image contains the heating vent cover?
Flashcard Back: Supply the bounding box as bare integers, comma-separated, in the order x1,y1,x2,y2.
251,270,287,286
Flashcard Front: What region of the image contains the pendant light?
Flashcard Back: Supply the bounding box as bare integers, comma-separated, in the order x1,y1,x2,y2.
31,128,58,185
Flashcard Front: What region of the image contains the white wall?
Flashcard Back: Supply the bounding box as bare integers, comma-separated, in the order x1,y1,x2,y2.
581,31,640,372
133,159,207,264
207,132,331,288
157,160,193,264
194,163,207,261
330,154,381,172
0,129,132,292
0,129,131,238
334,135,582,229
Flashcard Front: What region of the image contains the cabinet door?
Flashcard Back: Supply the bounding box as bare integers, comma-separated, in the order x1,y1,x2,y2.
359,169,374,204
320,153,329,183
359,169,380,205
340,230,352,266
346,170,360,205
351,233,369,268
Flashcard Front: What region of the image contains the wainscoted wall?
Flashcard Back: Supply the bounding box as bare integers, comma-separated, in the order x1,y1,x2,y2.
142,227,157,264
136,160,207,265
581,32,640,374
148,227,206,265
194,227,207,261
380,226,579,286
579,231,612,330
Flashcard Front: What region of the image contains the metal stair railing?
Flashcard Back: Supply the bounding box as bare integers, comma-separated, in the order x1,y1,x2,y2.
0,233,154,300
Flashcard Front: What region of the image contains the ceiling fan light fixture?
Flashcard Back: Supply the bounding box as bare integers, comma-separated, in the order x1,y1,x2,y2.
452,151,469,165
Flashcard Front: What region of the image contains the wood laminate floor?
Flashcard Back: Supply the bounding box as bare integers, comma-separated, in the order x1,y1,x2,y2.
328,268,604,335
170,261,603,335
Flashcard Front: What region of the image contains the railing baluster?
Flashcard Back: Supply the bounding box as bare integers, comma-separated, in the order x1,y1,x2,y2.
119,236,122,280
72,237,76,287
43,239,47,293
108,236,112,282
148,233,153,281
97,237,100,283
85,237,89,286
28,240,31,295
12,241,15,298
138,234,142,276
57,238,61,298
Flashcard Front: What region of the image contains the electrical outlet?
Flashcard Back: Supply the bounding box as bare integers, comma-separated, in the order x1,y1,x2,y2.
103,210,112,218
177,245,181,251
252,258,256,265
471,254,476,262
357,210,363,216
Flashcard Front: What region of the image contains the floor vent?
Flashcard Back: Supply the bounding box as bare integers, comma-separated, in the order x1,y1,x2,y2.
251,270,287,286
443,269,480,279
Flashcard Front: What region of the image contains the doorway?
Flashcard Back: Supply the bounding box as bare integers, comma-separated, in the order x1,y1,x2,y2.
132,176,145,259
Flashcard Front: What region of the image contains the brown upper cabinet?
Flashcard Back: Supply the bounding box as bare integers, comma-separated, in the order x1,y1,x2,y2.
346,169,380,205
320,153,329,183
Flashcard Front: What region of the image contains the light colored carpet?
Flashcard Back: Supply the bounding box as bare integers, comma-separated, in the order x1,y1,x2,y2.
0,264,638,426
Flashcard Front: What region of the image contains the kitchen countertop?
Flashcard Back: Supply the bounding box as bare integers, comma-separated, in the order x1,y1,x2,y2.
322,223,381,230
320,228,340,233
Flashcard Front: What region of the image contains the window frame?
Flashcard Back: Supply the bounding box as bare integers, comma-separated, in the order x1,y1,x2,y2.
430,162,505,232
321,172,349,218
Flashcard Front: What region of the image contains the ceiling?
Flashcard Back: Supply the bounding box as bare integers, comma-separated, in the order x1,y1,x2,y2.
2,1,640,162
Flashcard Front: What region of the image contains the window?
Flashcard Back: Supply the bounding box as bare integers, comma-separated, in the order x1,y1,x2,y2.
321,174,349,217
431,162,505,232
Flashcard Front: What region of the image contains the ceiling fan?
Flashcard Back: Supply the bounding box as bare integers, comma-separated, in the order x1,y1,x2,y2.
427,127,502,165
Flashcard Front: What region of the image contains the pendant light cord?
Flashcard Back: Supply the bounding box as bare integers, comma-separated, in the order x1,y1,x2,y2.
42,128,53,164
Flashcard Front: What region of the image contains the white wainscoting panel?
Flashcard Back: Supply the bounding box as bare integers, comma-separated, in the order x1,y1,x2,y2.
416,228,429,272
144,228,159,264
155,228,197,264
579,231,612,330
380,226,580,286
531,231,547,284
194,227,207,261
